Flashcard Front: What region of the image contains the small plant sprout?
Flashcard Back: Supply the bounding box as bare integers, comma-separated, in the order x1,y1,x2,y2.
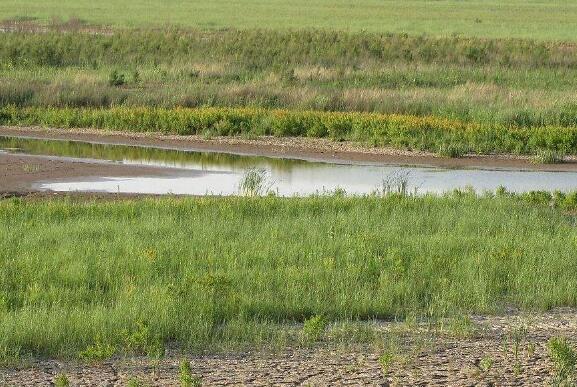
238,167,274,196
54,373,70,387
302,315,328,342
548,337,576,386
378,351,396,374
22,164,40,173
479,356,493,373
179,359,202,387
127,378,143,387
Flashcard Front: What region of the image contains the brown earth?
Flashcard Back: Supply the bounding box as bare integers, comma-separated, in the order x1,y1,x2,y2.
1,309,576,386
0,152,203,195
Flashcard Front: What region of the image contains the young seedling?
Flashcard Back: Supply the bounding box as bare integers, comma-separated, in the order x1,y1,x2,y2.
179,359,202,387
54,373,70,387
302,315,328,342
548,337,576,386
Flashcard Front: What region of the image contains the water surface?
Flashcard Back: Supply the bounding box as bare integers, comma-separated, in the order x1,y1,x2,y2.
2,136,577,196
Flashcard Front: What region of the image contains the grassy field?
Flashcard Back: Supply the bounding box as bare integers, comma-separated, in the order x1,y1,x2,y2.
3,0,577,40
1,193,577,361
2,29,577,156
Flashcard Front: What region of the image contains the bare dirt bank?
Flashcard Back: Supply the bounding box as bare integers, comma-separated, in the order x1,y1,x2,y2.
2,126,577,172
0,152,201,194
1,309,576,386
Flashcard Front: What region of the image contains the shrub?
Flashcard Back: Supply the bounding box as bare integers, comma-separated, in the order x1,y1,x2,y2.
108,70,126,87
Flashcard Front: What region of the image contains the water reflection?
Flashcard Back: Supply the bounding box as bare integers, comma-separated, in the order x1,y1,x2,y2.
2,136,577,196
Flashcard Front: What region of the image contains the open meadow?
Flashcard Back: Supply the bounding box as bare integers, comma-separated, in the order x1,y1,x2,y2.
3,0,577,40
2,0,577,385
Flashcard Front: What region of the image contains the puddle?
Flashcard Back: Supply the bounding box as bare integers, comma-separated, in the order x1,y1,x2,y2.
2,135,577,196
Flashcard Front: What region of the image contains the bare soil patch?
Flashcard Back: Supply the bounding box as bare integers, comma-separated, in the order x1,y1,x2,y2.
0,152,200,194
2,309,576,386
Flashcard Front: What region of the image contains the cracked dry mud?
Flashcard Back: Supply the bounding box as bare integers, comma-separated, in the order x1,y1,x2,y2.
2,309,576,386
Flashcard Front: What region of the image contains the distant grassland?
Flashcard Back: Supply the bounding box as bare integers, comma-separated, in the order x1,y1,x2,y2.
3,0,577,40
1,193,577,360
1,30,577,142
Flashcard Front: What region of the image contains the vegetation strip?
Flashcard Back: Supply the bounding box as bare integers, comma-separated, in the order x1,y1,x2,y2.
3,29,577,132
1,192,577,361
2,106,577,156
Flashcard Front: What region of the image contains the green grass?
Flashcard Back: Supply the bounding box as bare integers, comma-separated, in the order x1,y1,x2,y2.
2,29,577,141
3,106,577,156
1,193,577,361
3,0,577,40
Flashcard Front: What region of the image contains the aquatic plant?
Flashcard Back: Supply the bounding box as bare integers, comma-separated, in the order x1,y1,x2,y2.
238,167,273,196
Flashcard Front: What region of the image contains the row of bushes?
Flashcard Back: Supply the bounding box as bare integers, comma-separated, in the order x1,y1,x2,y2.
1,29,575,69
2,106,577,155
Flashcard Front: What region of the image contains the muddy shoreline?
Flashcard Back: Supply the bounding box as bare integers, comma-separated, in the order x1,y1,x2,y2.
3,126,577,171
0,152,202,194
2,125,577,196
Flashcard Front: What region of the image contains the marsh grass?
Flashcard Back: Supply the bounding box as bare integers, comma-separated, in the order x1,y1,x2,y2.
238,168,274,196
3,105,576,156
0,193,577,361
379,171,412,197
3,30,577,133
533,150,566,164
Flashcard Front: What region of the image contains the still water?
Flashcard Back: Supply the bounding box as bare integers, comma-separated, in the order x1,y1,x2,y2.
2,136,577,195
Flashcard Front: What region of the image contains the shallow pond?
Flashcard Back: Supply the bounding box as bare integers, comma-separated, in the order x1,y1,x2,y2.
2,135,577,196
